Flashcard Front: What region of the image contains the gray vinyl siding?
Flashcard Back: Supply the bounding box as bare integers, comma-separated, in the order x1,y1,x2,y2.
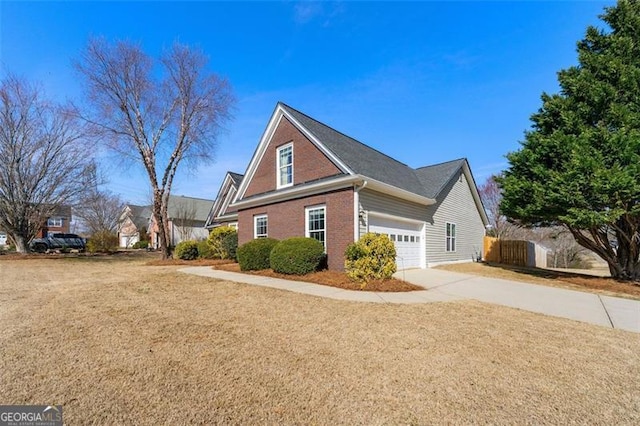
358,189,427,236
424,171,485,265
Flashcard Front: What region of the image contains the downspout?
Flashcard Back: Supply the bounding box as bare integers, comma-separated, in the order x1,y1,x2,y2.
353,179,368,242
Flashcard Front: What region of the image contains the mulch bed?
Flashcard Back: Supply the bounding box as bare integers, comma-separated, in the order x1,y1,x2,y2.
214,262,422,292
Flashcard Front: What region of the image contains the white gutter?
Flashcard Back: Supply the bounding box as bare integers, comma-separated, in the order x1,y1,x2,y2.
353,179,368,241
230,174,436,211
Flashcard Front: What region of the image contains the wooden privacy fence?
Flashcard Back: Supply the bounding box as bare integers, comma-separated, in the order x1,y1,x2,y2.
483,236,547,268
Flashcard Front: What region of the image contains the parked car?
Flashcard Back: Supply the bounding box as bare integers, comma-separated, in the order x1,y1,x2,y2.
0,232,7,246
30,233,86,252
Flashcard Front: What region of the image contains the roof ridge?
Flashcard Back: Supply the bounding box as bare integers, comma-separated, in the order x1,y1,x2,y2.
279,102,411,169
415,157,466,170
169,194,214,202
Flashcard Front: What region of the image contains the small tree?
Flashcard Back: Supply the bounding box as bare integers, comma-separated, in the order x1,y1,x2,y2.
0,75,95,253
76,37,234,259
499,1,640,281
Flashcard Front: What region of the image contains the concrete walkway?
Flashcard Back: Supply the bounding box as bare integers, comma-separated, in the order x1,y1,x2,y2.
179,267,640,333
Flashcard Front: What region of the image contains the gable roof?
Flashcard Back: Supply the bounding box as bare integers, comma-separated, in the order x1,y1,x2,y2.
120,204,152,230
234,103,488,225
280,103,428,197
166,195,214,223
205,171,244,228
415,158,467,199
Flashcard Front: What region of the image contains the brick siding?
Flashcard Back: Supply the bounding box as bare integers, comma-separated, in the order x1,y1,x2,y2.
244,117,343,198
238,189,354,270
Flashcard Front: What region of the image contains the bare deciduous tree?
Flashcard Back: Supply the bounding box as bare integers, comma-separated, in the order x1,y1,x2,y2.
75,188,124,235
0,75,95,253
76,38,234,258
479,175,522,239
172,199,198,243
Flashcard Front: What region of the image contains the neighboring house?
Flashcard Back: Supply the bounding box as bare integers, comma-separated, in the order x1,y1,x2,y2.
118,204,152,248
205,171,244,230
149,195,214,249
37,205,72,238
226,102,488,271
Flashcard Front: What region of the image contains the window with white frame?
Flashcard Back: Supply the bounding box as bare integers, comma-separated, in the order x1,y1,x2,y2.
277,143,293,188
47,217,63,227
254,215,268,238
306,206,326,248
446,222,456,252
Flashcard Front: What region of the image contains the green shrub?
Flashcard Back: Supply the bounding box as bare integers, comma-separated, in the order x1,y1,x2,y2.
270,237,325,275
132,240,149,249
87,231,119,253
197,239,215,259
221,232,238,261
208,226,238,259
174,240,199,260
345,233,397,286
237,238,278,271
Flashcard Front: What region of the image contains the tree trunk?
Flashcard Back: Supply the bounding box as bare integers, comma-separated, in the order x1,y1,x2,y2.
13,235,28,254
152,191,171,260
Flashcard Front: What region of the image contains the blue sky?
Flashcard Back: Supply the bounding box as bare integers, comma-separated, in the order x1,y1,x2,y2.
1,1,612,205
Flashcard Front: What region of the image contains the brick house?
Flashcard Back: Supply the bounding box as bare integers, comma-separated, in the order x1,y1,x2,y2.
118,204,152,248
37,205,72,238
210,103,488,271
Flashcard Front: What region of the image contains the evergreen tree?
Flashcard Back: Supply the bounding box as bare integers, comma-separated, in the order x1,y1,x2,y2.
499,0,640,281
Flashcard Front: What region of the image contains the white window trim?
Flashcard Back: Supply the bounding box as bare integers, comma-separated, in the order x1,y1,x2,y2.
276,143,293,189
305,205,326,250
254,215,268,239
446,222,456,252
47,217,63,227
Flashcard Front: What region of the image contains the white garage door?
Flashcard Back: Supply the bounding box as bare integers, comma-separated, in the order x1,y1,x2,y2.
369,216,423,270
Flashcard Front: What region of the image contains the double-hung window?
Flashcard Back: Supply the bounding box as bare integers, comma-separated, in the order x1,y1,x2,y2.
277,143,293,188
254,215,268,238
306,206,326,249
47,217,63,227
446,222,456,252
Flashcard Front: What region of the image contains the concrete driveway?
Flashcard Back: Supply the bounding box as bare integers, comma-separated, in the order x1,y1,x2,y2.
398,268,640,333
179,267,639,333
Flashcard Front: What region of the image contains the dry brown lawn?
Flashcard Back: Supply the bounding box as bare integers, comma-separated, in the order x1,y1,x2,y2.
438,261,640,300
1,256,639,424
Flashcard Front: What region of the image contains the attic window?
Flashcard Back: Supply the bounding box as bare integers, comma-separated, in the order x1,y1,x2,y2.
277,143,293,188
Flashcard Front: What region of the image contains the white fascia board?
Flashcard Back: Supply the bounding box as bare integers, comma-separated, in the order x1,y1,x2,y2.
236,110,286,201
230,175,362,210
280,108,354,175
461,162,490,226
365,179,436,206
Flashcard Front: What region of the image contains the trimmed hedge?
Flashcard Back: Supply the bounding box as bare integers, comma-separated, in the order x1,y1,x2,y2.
197,240,215,259
132,240,149,249
221,232,238,261
174,240,199,260
345,233,397,284
237,238,279,271
270,237,325,275
86,231,118,253
207,226,238,259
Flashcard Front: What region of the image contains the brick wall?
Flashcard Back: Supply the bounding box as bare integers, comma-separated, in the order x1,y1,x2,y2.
238,189,354,270
245,117,343,198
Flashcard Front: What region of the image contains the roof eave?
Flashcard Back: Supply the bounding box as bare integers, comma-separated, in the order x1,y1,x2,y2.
231,175,362,211
364,178,436,206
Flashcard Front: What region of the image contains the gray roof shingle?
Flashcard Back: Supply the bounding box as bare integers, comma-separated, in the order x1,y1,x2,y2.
280,103,464,199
